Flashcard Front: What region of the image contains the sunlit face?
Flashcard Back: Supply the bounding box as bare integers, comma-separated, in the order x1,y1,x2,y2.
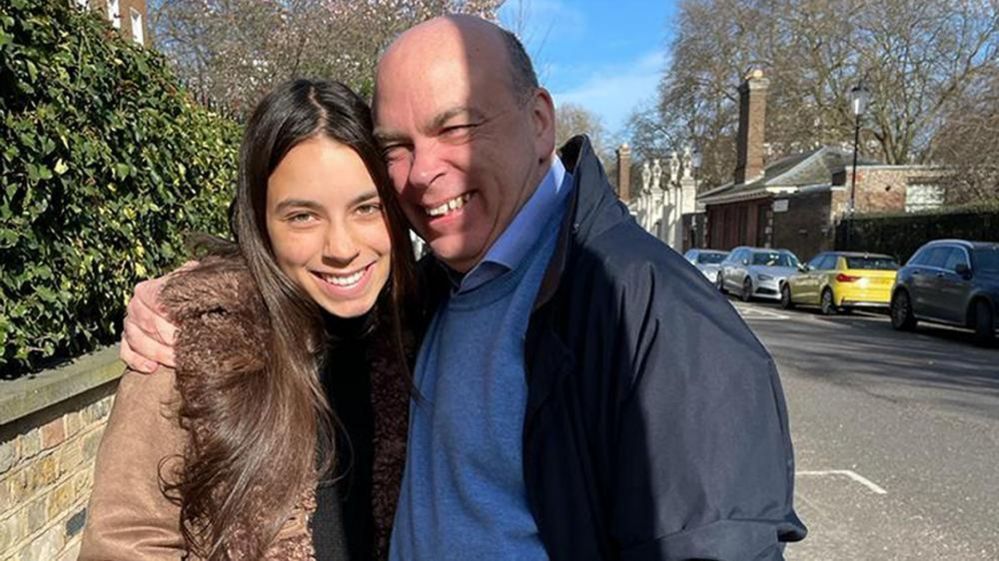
265,135,391,318
373,18,555,273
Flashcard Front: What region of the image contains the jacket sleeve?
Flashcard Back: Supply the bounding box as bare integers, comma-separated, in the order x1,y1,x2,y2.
606,255,806,561
78,368,188,560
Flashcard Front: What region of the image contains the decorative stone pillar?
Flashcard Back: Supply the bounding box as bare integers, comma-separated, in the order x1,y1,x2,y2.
616,144,631,201
650,159,663,233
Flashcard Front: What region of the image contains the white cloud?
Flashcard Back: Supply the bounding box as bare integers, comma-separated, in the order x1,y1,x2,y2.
552,49,667,138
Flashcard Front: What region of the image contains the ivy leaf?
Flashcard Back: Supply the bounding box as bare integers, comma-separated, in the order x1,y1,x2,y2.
54,159,68,175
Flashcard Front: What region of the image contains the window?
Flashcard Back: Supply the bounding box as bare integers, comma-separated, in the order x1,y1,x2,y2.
924,247,953,269
106,0,121,29
845,256,900,270
130,8,144,44
908,248,930,266
807,254,826,269
752,251,797,268
972,246,999,274
818,255,838,270
906,184,945,212
942,248,969,272
697,252,726,264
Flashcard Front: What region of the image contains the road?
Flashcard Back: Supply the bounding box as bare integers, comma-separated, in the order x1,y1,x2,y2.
729,298,999,561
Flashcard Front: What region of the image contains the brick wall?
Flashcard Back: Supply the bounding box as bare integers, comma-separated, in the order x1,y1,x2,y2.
80,0,149,46
772,189,835,261
0,387,115,561
833,167,948,220
0,350,122,561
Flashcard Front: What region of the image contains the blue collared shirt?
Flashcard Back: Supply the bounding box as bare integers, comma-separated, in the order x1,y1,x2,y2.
452,157,571,293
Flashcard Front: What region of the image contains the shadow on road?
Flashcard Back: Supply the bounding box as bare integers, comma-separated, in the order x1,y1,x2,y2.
729,296,999,420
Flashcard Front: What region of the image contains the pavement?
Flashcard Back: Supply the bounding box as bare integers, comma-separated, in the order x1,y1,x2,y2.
727,298,999,561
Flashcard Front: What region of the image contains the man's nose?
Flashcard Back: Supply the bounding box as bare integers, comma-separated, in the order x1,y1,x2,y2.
408,140,446,188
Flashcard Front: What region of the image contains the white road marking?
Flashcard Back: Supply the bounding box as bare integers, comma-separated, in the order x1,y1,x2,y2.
733,305,791,320
797,469,888,495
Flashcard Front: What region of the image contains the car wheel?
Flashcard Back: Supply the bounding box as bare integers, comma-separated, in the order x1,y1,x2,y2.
741,277,753,302
820,288,836,315
780,283,794,309
972,299,995,346
716,273,726,294
890,290,917,331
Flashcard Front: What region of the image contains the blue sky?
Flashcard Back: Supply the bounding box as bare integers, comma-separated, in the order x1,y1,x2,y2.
498,0,678,141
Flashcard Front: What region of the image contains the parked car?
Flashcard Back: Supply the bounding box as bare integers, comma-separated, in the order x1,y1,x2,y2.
890,239,999,345
781,252,899,314
683,248,729,284
717,246,800,302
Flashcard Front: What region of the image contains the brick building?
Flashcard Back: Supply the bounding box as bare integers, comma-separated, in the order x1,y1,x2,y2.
698,69,953,260
76,0,149,46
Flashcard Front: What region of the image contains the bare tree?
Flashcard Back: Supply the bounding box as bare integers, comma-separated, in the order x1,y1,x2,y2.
932,68,999,202
555,102,614,171
149,0,502,116
641,0,999,191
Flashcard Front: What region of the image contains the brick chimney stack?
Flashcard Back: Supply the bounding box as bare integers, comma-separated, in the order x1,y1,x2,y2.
616,144,631,201
734,68,769,185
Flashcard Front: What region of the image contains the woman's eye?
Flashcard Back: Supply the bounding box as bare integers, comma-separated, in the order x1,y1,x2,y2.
288,212,314,223
356,203,382,216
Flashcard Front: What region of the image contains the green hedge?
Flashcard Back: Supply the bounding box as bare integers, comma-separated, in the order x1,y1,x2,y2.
838,205,999,263
1,0,240,378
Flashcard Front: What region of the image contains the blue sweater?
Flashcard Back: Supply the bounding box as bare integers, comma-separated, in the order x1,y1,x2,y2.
389,204,565,560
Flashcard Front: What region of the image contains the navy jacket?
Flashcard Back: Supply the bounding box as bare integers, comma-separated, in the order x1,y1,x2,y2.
419,136,806,560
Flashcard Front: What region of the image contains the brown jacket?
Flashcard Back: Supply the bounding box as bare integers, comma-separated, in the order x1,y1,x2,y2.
80,257,409,560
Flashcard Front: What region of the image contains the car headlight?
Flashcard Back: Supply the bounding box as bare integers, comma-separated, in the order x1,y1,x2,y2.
756,273,773,281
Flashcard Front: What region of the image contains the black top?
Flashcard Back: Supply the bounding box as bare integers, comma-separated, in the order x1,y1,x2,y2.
312,314,377,561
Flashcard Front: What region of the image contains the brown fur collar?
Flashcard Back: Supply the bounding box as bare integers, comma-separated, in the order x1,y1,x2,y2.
160,254,409,561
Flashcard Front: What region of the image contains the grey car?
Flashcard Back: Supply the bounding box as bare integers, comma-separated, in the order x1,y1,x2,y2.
718,246,801,302
683,249,729,285
890,239,999,345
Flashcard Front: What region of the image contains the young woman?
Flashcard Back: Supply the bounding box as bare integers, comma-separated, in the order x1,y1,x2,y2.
79,79,417,561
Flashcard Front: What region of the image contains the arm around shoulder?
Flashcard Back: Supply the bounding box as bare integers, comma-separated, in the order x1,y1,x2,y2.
79,368,188,560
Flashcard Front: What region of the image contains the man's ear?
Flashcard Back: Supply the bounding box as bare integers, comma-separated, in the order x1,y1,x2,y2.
530,88,556,161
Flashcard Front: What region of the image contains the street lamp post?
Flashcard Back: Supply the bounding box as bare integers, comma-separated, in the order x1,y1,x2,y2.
846,82,869,250
690,147,702,249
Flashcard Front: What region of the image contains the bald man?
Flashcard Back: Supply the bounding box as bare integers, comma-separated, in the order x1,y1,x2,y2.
122,15,805,561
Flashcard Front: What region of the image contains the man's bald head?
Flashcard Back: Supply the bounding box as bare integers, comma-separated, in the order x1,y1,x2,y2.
377,15,538,106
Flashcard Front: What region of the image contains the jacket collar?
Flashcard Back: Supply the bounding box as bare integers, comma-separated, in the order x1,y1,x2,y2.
533,135,632,310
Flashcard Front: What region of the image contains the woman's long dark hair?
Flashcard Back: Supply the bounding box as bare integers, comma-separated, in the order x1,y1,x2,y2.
168,79,416,560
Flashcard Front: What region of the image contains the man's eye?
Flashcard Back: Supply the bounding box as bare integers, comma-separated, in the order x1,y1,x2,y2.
440,124,475,139
382,145,410,162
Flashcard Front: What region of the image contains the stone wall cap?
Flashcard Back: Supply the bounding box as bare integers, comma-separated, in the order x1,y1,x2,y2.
0,346,124,426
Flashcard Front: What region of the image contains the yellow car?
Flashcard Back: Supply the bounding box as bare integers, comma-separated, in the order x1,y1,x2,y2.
781,252,900,314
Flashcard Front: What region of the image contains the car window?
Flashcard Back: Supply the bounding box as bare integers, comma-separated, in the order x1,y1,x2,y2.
908,248,929,265
684,250,696,262
752,251,797,267
942,248,969,272
923,247,952,269
697,252,726,264
807,254,826,269
972,246,999,274
819,255,838,270
845,256,900,270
